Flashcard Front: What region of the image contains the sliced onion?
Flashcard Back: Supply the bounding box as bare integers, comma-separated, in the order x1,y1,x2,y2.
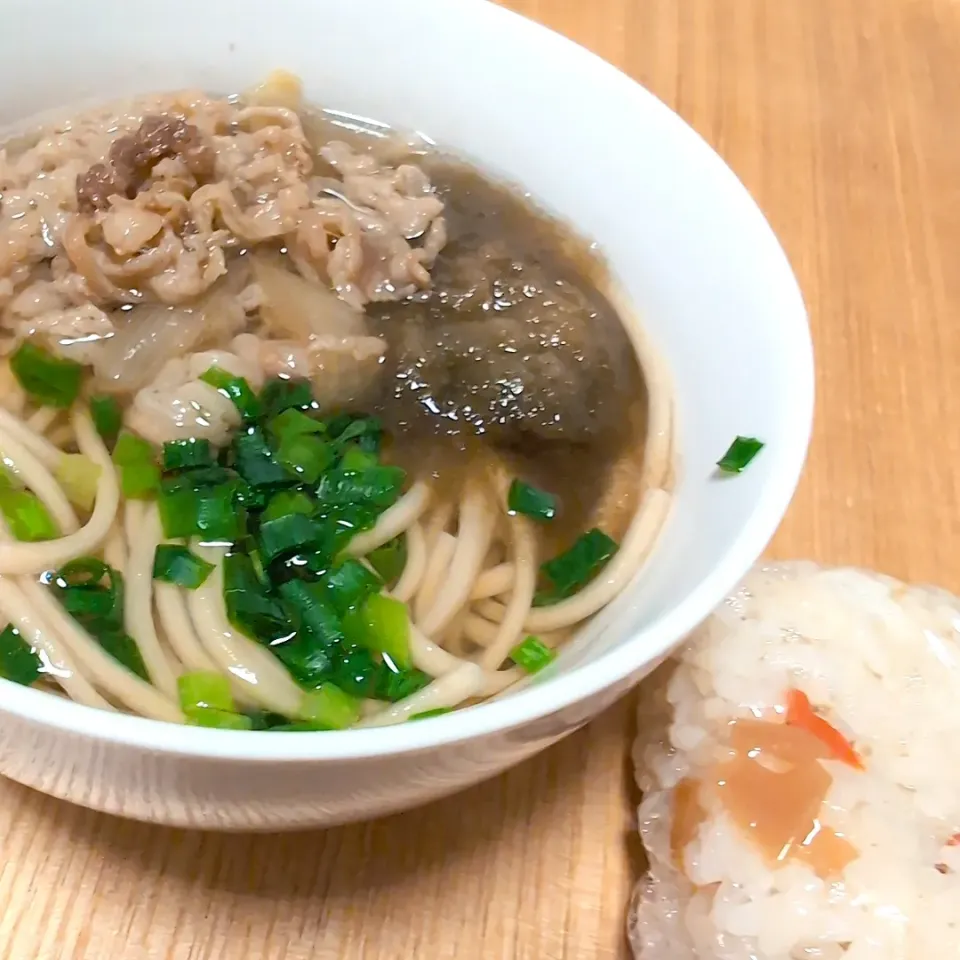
91,283,246,395
252,253,368,340
91,304,200,394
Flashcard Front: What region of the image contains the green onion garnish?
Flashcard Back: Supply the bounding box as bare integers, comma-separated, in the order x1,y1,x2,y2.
90,395,122,449
261,490,315,523
258,512,326,563
177,671,234,713
328,415,382,455
374,666,431,702
187,708,254,730
222,553,290,642
153,545,215,589
162,438,214,472
55,454,101,511
158,484,245,541
409,707,452,721
260,377,314,419
0,625,42,686
50,559,147,679
315,465,406,510
340,445,378,472
0,487,59,542
57,557,111,587
231,427,289,489
343,592,411,669
9,341,84,408
717,436,765,474
299,683,361,729
509,635,556,674
267,407,326,441
507,479,557,521
112,431,160,500
199,366,260,420
536,528,618,605
317,559,382,616
276,432,334,485
366,535,407,585
278,579,344,648
324,645,379,698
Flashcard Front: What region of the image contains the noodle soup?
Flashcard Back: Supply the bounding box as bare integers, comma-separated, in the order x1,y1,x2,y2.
0,72,673,731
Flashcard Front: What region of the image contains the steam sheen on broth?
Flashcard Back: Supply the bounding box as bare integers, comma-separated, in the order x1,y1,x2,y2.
0,72,673,730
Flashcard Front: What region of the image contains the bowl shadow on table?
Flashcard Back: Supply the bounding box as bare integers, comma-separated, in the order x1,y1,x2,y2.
9,697,643,953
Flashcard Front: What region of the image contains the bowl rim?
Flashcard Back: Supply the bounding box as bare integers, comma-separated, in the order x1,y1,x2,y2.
0,0,814,763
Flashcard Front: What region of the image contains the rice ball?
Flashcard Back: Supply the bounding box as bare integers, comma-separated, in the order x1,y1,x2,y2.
628,562,960,960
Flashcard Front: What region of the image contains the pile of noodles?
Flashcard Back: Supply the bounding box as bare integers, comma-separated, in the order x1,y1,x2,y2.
0,323,673,728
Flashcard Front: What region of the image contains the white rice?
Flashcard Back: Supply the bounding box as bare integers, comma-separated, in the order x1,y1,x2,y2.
628,562,960,960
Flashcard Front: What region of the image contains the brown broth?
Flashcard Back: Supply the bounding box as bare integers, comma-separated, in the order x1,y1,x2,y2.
364,160,648,553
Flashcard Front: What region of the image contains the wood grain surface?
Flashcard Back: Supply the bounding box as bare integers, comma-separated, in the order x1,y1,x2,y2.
2,1,959,957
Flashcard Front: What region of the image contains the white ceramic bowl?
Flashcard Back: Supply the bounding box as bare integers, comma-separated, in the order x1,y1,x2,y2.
0,0,812,829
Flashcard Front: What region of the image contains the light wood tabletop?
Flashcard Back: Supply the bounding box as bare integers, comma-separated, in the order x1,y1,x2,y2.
2,0,959,957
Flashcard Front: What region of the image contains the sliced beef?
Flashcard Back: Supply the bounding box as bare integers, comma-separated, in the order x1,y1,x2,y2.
76,114,214,212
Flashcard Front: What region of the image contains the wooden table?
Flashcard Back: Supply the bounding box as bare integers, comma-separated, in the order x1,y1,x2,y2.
3,1,960,957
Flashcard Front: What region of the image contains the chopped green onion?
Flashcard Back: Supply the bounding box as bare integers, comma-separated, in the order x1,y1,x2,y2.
55,453,101,511
258,512,326,563
261,490,315,523
278,580,344,648
9,341,84,408
243,710,289,730
160,465,237,495
343,592,411,669
177,671,234,713
366,535,407,585
267,407,326,441
260,377,314,419
96,631,149,679
317,559,381,616
186,708,254,730
0,625,42,686
199,366,260,420
340,445,378,472
112,431,154,465
51,558,147,680
536,528,618,604
299,682,361,729
120,461,161,500
509,635,556,674
328,415,382,455
222,553,290,642
112,431,160,500
269,634,333,688
507,479,557,521
231,427,289,489
315,465,406,510
90,395,122,449
153,545,215,589
325,645,380,698
276,432,333,485
158,484,245,541
717,436,765,474
409,707,452,721
374,666,431,702
57,557,110,587
162,438,214,472
0,487,59,541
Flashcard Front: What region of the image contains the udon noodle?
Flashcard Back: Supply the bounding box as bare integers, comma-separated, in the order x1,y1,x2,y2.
0,73,674,730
